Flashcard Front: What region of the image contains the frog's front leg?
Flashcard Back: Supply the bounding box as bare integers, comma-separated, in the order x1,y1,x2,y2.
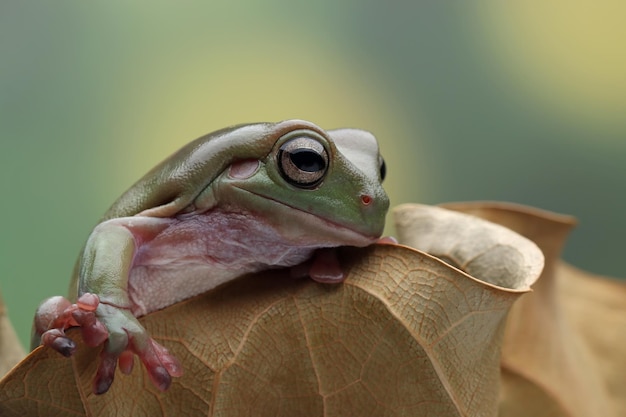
34,217,182,394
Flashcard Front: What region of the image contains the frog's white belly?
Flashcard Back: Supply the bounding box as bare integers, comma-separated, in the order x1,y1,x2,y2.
127,209,320,316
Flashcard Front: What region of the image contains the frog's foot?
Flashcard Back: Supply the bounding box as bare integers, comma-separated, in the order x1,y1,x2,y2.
288,248,344,284
35,295,182,394
291,238,398,283
89,303,183,394
35,293,109,357
94,337,182,394
376,236,398,245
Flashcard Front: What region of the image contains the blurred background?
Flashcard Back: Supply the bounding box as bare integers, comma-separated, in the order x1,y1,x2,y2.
2,2,625,347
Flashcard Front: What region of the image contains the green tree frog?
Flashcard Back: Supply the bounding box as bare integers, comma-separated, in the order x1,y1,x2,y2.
32,119,389,394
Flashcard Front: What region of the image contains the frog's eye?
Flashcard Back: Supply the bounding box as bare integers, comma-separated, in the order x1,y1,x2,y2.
278,137,329,189
379,156,387,181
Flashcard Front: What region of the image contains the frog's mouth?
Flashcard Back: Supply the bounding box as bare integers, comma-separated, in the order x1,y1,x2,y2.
230,187,380,247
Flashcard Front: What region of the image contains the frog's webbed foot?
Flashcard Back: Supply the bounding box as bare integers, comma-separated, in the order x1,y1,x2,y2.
35,293,108,357
92,303,182,394
34,294,182,395
95,336,181,394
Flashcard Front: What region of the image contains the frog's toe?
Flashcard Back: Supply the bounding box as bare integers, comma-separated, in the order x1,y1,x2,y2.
35,293,109,354
33,296,73,341
41,329,76,357
144,361,172,392
72,309,109,347
94,349,119,395
90,316,182,394
92,339,181,394
118,350,135,374
135,338,182,392
90,328,130,395
151,339,183,377
75,293,100,310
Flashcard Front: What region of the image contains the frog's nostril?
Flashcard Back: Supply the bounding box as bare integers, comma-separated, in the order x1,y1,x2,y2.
360,194,373,206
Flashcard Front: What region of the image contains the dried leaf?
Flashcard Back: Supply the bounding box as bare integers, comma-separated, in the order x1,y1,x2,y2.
393,204,544,289
0,291,25,377
440,202,626,417
0,204,543,417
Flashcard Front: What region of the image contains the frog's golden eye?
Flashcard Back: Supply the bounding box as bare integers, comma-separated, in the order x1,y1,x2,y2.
278,137,329,189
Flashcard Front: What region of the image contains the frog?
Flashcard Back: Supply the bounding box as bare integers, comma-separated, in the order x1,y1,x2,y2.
32,119,389,395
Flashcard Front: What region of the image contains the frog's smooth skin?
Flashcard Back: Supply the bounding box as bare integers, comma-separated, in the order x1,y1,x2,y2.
32,119,389,395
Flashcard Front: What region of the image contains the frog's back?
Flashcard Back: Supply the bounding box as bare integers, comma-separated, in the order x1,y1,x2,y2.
101,123,273,220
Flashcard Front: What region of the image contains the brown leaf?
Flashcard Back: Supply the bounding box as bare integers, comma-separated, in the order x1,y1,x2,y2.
441,202,626,417
0,205,543,417
0,291,25,377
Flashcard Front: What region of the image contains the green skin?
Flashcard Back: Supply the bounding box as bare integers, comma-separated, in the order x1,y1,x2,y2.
33,119,389,394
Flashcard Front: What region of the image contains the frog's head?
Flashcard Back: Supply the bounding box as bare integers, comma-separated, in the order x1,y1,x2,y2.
217,120,389,247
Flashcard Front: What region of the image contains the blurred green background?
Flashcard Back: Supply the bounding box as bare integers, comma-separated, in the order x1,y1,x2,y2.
2,2,625,347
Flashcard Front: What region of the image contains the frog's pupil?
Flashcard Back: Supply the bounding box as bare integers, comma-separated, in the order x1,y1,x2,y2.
290,149,326,173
